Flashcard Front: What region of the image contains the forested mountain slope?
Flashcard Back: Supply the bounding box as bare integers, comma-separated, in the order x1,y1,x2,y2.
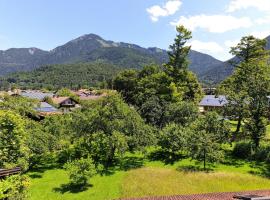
0,34,223,81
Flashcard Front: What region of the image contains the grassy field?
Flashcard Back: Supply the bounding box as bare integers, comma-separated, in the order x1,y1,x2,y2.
28,154,270,200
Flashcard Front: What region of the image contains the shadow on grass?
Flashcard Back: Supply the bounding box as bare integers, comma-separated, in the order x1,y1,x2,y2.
118,156,144,171
248,162,270,178
177,165,214,173
28,173,43,179
221,157,246,168
53,183,93,194
147,149,185,165
96,156,145,176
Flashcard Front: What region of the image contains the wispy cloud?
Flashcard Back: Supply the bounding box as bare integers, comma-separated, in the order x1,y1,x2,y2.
188,40,224,54
251,30,270,39
147,0,182,22
171,14,252,33
224,39,240,48
227,0,270,12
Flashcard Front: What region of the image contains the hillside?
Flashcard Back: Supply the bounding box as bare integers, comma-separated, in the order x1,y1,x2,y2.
201,35,270,84
1,62,120,89
0,34,223,81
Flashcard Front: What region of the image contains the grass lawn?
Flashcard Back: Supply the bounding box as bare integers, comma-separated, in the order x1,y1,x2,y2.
28,153,270,200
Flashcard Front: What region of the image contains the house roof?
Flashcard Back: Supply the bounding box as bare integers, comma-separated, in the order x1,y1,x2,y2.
35,102,58,113
51,97,71,104
199,95,228,107
122,190,270,200
21,91,54,100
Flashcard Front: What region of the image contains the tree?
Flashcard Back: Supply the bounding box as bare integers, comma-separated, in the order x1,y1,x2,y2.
26,120,53,168
159,123,189,154
163,101,199,127
42,114,73,151
164,25,202,102
113,69,138,104
220,35,270,146
0,95,37,117
64,157,96,187
165,25,192,78
220,36,269,137
188,112,228,170
0,110,29,170
243,61,270,148
230,36,268,63
70,94,155,166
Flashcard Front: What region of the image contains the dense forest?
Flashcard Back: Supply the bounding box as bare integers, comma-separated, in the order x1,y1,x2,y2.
0,62,121,90
1,26,270,200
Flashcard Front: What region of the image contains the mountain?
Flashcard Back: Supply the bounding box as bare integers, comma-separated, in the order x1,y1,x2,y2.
0,34,223,80
201,35,270,84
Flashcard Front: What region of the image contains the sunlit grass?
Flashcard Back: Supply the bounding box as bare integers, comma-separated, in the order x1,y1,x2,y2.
28,155,270,200
121,167,270,199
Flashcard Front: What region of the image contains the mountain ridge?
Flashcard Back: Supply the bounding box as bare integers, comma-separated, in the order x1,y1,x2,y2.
201,35,270,84
0,34,223,81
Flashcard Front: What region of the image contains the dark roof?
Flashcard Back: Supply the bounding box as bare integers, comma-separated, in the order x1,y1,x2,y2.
35,102,58,113
199,95,228,107
121,190,270,200
21,91,54,100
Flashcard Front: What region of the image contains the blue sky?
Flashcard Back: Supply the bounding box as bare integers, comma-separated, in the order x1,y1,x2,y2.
0,0,270,61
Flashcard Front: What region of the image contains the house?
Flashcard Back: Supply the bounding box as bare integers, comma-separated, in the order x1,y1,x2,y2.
73,89,106,101
20,90,54,101
34,102,60,117
51,97,80,113
199,95,228,113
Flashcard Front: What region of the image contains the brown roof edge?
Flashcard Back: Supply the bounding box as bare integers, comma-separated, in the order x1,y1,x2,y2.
120,190,270,200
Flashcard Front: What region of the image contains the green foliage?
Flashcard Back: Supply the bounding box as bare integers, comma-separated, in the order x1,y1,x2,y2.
114,26,202,126
220,35,270,147
0,95,37,117
42,114,73,151
165,25,192,75
113,69,138,104
0,110,29,169
64,157,96,186
188,112,228,170
230,36,268,63
26,120,54,168
0,175,29,200
164,25,202,102
3,61,121,90
71,94,155,166
159,123,189,153
232,141,252,159
163,101,199,127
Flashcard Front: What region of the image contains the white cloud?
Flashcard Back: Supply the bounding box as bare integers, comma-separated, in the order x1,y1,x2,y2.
147,0,182,22
224,39,240,48
255,15,270,25
251,30,270,39
170,14,253,33
188,40,224,54
227,0,270,12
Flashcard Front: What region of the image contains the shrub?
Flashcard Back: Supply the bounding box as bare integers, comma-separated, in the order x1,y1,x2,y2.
64,157,96,186
232,141,252,159
0,175,29,200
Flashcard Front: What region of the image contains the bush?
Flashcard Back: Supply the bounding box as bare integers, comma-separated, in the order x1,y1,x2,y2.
0,175,29,200
64,157,96,186
232,141,252,159
232,141,270,162
253,143,270,162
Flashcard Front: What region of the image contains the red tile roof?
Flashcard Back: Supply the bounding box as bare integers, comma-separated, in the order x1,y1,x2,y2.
121,190,270,200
